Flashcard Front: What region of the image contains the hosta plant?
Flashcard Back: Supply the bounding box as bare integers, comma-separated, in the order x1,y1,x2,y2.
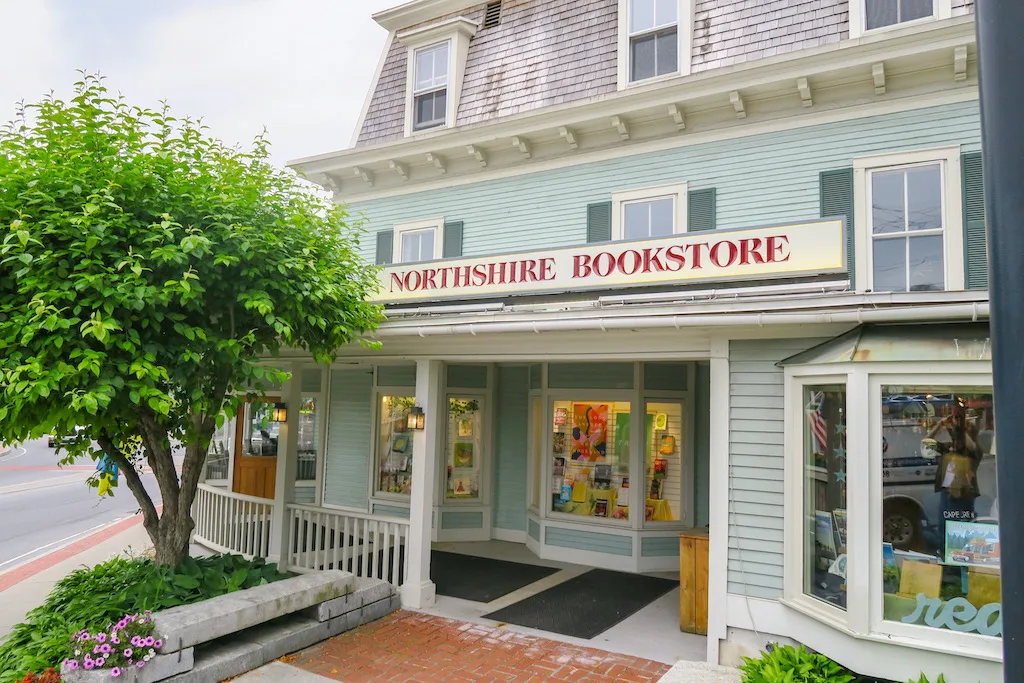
739,643,856,683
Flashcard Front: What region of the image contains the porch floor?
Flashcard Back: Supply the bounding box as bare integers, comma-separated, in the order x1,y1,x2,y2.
423,541,706,667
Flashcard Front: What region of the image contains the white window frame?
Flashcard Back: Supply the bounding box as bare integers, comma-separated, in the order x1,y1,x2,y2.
617,0,694,89
296,369,328,506
399,17,478,137
783,361,1001,662
849,0,952,40
410,41,450,132
853,147,964,293
393,217,444,264
612,183,689,241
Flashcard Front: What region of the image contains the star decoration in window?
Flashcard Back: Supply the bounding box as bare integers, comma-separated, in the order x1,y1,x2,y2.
834,470,846,483
834,447,846,461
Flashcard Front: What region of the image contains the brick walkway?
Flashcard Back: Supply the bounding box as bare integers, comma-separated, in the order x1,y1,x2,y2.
291,611,672,683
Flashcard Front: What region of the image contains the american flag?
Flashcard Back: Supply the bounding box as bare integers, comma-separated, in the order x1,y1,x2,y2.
807,392,828,456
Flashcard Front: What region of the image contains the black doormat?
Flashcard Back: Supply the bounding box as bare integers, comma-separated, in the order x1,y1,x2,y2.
482,568,678,639
430,551,560,603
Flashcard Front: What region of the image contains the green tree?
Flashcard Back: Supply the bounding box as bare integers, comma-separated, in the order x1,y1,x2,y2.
0,74,383,565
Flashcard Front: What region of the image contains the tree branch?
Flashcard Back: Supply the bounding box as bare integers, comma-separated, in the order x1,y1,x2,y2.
137,410,181,514
97,433,159,532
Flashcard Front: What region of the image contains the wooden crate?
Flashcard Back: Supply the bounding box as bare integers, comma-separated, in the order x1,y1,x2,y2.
679,530,709,635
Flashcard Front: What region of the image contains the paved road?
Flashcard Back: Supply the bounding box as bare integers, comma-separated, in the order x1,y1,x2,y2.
0,438,163,572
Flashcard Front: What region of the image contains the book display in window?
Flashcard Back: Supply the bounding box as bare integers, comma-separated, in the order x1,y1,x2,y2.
446,397,482,499
645,404,682,522
550,400,630,520
377,396,415,495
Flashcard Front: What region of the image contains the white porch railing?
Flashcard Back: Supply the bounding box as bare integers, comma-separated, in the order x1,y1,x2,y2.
193,483,274,559
286,504,410,588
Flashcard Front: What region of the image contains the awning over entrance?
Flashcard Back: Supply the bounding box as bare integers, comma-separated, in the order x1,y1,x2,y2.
777,322,992,366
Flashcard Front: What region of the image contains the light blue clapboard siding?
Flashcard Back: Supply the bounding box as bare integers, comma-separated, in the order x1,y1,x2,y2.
494,366,529,531
323,369,373,510
544,526,633,556
348,102,981,262
548,362,634,389
694,362,711,528
294,486,316,504
641,536,680,557
727,338,826,599
441,511,484,529
446,364,488,389
373,503,411,518
377,365,416,387
529,518,541,541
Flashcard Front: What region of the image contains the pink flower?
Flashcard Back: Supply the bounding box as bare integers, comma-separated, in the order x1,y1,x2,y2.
154,639,163,649
131,636,142,646
136,661,145,669
124,649,133,658
96,632,106,643
112,636,121,645
111,668,122,678
96,657,106,667
69,660,78,670
100,644,112,654
94,646,102,654
143,636,155,647
84,657,95,671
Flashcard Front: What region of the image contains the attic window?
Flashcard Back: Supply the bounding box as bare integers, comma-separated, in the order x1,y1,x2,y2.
483,1,502,29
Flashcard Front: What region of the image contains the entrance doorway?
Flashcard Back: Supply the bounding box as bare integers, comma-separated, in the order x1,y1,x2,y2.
232,398,280,499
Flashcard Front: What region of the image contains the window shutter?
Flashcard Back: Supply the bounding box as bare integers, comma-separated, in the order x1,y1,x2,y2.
687,188,717,232
820,169,855,289
587,202,612,243
375,230,394,265
443,220,464,258
962,152,988,290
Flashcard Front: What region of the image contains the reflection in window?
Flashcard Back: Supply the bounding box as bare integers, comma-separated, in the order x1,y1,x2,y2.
645,402,683,522
377,396,415,495
881,387,1001,638
629,0,679,81
446,398,482,499
624,198,674,240
297,397,318,481
241,401,279,457
206,418,233,480
400,229,436,264
870,164,945,292
803,386,847,609
865,0,933,30
413,42,449,130
550,400,631,520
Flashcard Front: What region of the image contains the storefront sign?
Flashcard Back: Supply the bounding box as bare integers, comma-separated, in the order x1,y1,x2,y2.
371,219,846,303
902,594,1002,637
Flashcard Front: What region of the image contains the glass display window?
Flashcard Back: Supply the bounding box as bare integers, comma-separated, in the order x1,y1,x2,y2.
879,386,1000,639
445,397,483,500
376,395,415,496
296,397,319,482
549,399,632,521
803,385,848,610
241,401,279,458
205,416,233,480
644,402,684,523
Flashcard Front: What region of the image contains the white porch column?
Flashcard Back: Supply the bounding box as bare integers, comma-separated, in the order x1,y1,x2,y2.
402,359,443,608
269,361,303,565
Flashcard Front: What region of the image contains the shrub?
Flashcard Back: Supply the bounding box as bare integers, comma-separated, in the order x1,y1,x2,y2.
0,554,289,682
740,643,856,683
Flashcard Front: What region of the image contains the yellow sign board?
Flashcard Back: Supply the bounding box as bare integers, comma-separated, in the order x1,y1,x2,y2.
372,219,846,304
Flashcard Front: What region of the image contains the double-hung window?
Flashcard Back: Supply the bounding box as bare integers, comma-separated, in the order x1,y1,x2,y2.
628,0,679,82
850,0,951,38
612,183,688,240
413,42,449,131
854,148,964,292
393,218,443,264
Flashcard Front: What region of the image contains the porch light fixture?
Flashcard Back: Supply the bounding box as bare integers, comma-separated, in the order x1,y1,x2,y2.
407,406,425,431
271,402,288,422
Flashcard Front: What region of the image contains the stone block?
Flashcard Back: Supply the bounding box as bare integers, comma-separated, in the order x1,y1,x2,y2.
62,647,194,683
248,616,330,662
152,571,352,653
307,577,396,622
162,638,263,683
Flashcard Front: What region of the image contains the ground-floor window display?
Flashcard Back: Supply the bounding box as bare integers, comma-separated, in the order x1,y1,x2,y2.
446,397,483,500
377,395,416,495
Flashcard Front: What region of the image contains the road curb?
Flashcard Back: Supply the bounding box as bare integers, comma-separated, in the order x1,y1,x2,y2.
0,513,146,593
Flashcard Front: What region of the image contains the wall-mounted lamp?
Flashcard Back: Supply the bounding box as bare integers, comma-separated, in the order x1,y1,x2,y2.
271,402,288,422
407,405,425,431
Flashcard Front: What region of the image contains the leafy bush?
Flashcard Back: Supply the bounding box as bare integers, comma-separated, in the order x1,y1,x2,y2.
740,644,856,683
64,612,158,676
0,554,289,682
908,676,946,683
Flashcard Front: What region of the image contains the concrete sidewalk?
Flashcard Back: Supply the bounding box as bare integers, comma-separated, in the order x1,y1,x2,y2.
0,515,153,637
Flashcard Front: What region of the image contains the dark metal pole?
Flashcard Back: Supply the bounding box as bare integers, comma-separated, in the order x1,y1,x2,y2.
975,1,1024,677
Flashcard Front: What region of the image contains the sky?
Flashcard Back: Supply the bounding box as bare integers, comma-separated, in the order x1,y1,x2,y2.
0,0,398,166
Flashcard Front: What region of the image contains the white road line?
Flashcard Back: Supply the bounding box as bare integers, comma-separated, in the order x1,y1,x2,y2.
0,515,131,571
0,446,28,462
0,472,88,494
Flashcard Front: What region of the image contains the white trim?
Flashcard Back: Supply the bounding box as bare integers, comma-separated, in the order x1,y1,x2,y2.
493,527,528,543
853,145,965,292
618,0,694,89
705,342,729,665
350,30,397,148
400,18,478,138
393,217,444,263
339,87,978,203
374,0,480,32
850,0,953,40
611,182,689,241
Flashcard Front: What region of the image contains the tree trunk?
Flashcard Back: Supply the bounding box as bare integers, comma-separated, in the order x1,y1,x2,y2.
150,507,195,566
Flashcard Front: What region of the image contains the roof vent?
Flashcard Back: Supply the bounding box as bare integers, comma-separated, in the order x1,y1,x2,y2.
483,0,502,29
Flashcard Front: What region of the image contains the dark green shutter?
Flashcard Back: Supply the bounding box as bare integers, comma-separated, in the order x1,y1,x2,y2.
443,221,464,258
820,168,855,289
688,188,717,232
375,230,394,265
586,202,612,243
962,152,988,290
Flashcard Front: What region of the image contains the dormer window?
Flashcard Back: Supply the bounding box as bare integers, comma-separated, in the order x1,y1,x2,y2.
849,0,951,38
413,42,449,131
628,0,678,82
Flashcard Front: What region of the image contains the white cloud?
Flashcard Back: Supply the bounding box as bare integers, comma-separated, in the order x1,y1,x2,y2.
0,1,68,118
0,0,397,165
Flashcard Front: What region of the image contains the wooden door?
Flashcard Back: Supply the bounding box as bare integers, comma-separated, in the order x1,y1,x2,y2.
232,398,279,499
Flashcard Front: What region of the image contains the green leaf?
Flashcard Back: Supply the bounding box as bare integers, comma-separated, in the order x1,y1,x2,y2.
172,574,200,590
